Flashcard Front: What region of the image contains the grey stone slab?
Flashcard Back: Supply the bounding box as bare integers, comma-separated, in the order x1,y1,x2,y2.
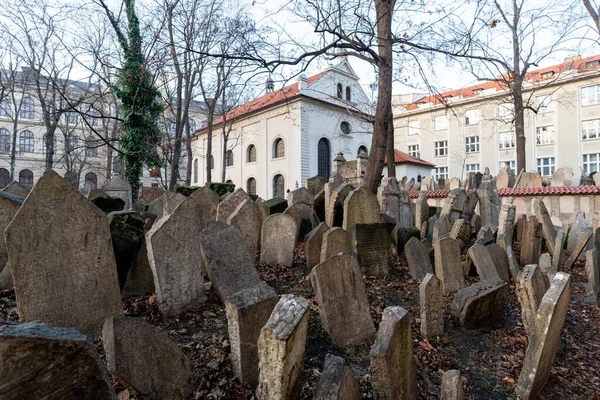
305,222,329,269
405,236,434,280
451,280,508,329
434,237,464,294
350,222,389,276
517,265,550,340
228,199,263,258
314,354,362,400
419,273,444,338
217,188,251,222
260,213,297,267
320,227,351,263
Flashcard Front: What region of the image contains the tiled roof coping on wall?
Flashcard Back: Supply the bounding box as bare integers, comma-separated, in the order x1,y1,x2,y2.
408,185,600,199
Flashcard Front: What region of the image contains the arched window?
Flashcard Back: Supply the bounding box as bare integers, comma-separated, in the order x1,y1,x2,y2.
42,134,57,154
0,168,9,188
64,171,78,189
318,138,331,179
247,144,256,163
358,145,368,157
188,119,196,132
85,139,98,157
226,179,233,184
19,131,34,152
273,174,284,198
84,172,97,189
273,138,285,159
346,86,351,102
0,98,10,116
193,159,198,183
18,169,33,189
336,83,343,99
225,150,234,167
20,97,35,119
247,177,256,195
0,129,10,153
210,155,214,169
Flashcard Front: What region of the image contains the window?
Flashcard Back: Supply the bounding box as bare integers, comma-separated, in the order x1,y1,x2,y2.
435,166,448,180
537,157,555,176
273,138,284,158
336,83,343,99
247,177,256,195
434,115,448,131
340,121,351,135
84,172,98,189
498,131,515,149
541,71,555,79
273,174,285,198
19,131,34,152
498,103,513,121
225,150,233,167
434,140,448,157
536,126,554,145
408,144,419,158
0,98,10,117
86,109,100,126
67,135,78,152
357,145,368,157
586,60,600,68
19,169,33,189
583,119,600,140
66,111,79,124
345,86,351,102
0,129,9,153
466,163,480,173
534,94,553,112
85,139,98,157
210,154,214,169
582,85,600,106
247,145,256,163
42,134,57,154
20,97,35,119
499,160,515,171
318,138,331,178
465,109,480,125
408,120,420,136
465,136,480,153
188,119,196,132
0,168,9,188
583,153,600,174
193,159,198,183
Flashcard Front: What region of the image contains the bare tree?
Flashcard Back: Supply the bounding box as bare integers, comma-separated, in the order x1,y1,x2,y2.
584,0,600,33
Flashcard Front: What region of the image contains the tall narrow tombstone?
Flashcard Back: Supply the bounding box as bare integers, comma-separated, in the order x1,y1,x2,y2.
404,236,434,280
566,212,591,260
0,322,117,399
585,249,600,304
398,189,413,227
5,170,122,335
496,167,515,189
260,213,297,266
342,186,381,231
441,188,467,222
497,203,516,237
227,199,263,257
451,280,508,329
419,273,444,338
377,178,400,219
441,370,464,400
314,354,362,400
199,221,262,302
217,188,251,222
147,193,166,219
147,214,206,316
257,295,310,400
0,192,22,269
552,227,566,272
350,222,389,276
433,213,452,241
478,182,501,227
190,185,219,229
516,273,572,400
520,215,543,265
415,192,429,231
369,306,418,400
517,265,550,340
122,242,155,297
533,199,557,254
305,222,330,269
108,211,145,289
449,218,472,249
320,227,351,262
434,237,464,294
486,243,511,282
326,183,354,228
311,255,375,345
225,282,279,384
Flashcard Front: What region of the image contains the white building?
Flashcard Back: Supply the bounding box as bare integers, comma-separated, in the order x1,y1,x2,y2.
191,59,374,199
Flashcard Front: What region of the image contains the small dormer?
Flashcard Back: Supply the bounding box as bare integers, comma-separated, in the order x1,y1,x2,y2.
472,88,483,96
541,71,555,79
586,60,600,69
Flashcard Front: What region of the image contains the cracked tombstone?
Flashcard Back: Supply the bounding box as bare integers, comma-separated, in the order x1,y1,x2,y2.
314,354,362,400
434,236,464,294
419,273,444,338
405,237,434,280
320,227,351,263
517,265,550,340
4,170,122,335
451,280,508,329
227,199,263,257
257,294,310,400
260,213,297,267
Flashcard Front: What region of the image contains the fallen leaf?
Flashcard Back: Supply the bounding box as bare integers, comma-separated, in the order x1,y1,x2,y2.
419,339,434,351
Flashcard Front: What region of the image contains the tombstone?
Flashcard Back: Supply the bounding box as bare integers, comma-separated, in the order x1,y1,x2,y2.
533,199,557,255
0,192,22,269
287,187,314,219
342,186,381,231
585,250,600,304
225,282,279,384
398,189,413,228
520,215,543,265
122,242,155,297
477,182,500,227
350,223,389,276
260,213,297,267
433,213,452,241
163,192,186,215
263,197,288,215
108,211,145,289
257,295,310,400
421,177,434,191
305,222,330,269
517,265,550,340
314,190,325,222
217,188,251,222
0,261,13,290
190,185,219,227
377,178,400,219
320,227,351,263
434,237,464,294
594,172,600,187
394,225,420,255
497,203,516,238
0,321,116,399
552,227,566,272
404,237,434,280
496,167,515,189
486,243,511,282
102,316,193,398
147,194,165,219
571,166,583,186
415,192,429,231
306,176,327,197
516,273,571,399
551,166,573,187
419,273,444,338
102,175,132,210
324,172,344,206
470,212,482,235
199,221,262,302
441,188,467,222
147,214,206,316
227,199,262,257
404,177,415,191
283,203,310,242
369,306,418,400
314,354,362,400
311,255,375,345
449,218,472,249
449,177,461,190
538,253,553,276
441,370,464,400
468,243,509,283
3,180,30,197
326,183,355,228
4,171,122,335
451,280,508,329
566,212,592,260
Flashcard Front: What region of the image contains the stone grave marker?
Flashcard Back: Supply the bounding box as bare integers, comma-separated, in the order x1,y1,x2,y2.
122,242,155,297
517,265,550,339
163,192,186,215
585,249,600,304
468,243,509,283
419,273,444,338
533,199,557,254
305,222,330,269
326,183,354,228
520,215,543,265
260,213,297,266
0,192,22,269
415,192,429,231
314,354,362,400
434,237,464,294
217,188,251,222
451,280,508,329
227,199,262,257
441,370,464,400
496,167,515,189
108,211,145,289
190,185,219,228
404,237,434,280
342,186,381,231
350,222,389,276
320,227,351,263
3,180,30,197
102,175,132,210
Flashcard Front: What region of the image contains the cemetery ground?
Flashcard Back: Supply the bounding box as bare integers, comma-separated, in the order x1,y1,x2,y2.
1,243,597,399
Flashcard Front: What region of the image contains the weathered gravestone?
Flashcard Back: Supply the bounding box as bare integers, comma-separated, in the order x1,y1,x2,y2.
369,306,418,400
350,222,389,276
314,354,362,400
3,180,30,197
217,188,251,222
394,225,420,255
307,176,327,197
478,182,501,227
0,321,116,399
227,199,263,257
147,193,165,219
0,192,22,269
420,273,444,338
5,170,122,335
585,249,600,305
434,237,464,294
102,175,133,210
320,227,351,263
190,185,219,228
163,192,186,215
572,166,583,186
257,294,310,400
404,237,434,280
451,280,508,329
449,177,461,190
263,196,288,216
520,215,543,265
314,190,326,222
538,253,553,276
518,171,543,188
305,222,330,269
377,178,400,219
146,214,206,316
441,188,467,222
497,203,516,238
415,192,429,231
344,185,381,231
441,370,464,400
260,213,297,267
496,167,515,189
326,183,355,227
311,255,375,345
468,243,509,283
449,218,472,250
225,282,279,384
533,199,557,255
433,213,452,241
287,186,314,220
122,242,155,297
517,265,550,340
102,316,193,399
551,166,573,187
516,272,571,400
108,211,145,289
566,212,592,260
199,221,262,302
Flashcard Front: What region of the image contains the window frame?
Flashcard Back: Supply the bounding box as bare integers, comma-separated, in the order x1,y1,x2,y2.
246,144,257,163
536,125,555,145
434,140,448,157
272,138,285,159
534,94,554,112
582,119,600,140
408,120,420,136
0,98,10,117
583,153,600,174
434,115,448,131
20,97,35,120
225,150,234,167
465,109,480,125
435,166,448,180
19,130,34,153
582,85,600,106
465,136,480,153
0,129,10,153
498,131,515,149
273,174,285,198
537,157,556,176
466,163,480,173
408,144,419,158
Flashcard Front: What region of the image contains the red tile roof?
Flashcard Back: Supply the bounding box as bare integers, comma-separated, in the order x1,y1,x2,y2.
387,150,436,167
408,185,600,198
405,55,600,110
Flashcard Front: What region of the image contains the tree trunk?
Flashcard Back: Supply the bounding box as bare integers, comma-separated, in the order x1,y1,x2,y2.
10,119,17,181
44,127,55,170
185,122,192,185
206,107,214,183
513,80,526,173
364,0,395,193
221,133,227,183
386,114,396,178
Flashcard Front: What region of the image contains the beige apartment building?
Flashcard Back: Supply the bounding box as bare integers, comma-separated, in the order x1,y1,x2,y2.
393,55,600,182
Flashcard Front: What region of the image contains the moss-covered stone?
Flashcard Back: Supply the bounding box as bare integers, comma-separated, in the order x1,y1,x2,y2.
90,195,125,213
175,185,200,196
264,197,288,216
207,182,235,197
395,226,421,255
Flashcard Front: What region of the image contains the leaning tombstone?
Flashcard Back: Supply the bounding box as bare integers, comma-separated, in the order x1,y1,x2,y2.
585,249,600,305
260,213,297,266
190,185,219,229
468,243,508,283
350,222,389,276
5,170,122,335
217,188,251,222
404,236,434,280
227,199,263,257
419,273,444,338
415,192,429,231
320,227,351,262
2,180,30,197
517,265,550,340
305,222,330,269
314,354,362,400
163,192,186,215
520,215,543,265
533,199,557,254
434,237,464,294
108,211,145,289
0,192,22,269
451,280,508,329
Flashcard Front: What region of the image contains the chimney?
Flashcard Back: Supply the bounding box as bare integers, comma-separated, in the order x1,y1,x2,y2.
298,74,308,91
